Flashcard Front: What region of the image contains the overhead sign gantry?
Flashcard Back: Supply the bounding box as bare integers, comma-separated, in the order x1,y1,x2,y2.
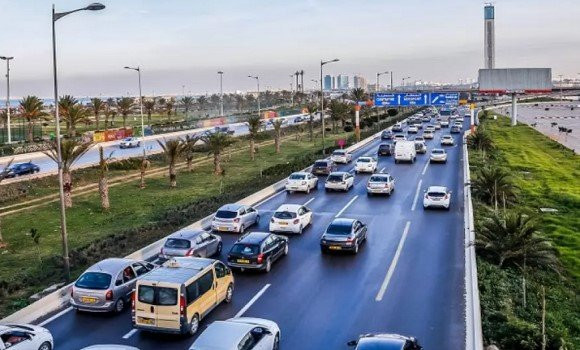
374,92,460,107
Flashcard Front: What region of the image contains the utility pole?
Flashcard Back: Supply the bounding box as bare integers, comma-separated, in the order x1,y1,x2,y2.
320,59,339,154
0,56,13,143
218,71,224,116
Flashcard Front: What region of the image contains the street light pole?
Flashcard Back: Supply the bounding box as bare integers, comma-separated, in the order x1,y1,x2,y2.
0,56,13,143
376,71,388,92
248,75,260,117
123,66,145,146
320,58,339,154
52,2,105,281
390,71,393,91
218,71,224,116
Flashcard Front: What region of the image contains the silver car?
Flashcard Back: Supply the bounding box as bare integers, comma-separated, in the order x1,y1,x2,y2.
211,203,260,233
160,229,223,259
70,258,156,313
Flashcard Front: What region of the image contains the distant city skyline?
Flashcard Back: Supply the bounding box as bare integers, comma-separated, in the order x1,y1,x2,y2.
0,0,579,98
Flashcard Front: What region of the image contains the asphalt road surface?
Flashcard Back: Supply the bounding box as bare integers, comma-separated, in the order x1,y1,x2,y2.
40,117,467,350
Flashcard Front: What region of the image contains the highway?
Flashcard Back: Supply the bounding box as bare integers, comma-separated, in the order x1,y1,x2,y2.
40,117,467,350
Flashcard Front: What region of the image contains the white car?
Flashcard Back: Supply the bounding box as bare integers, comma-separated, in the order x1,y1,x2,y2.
441,135,454,146
0,324,53,350
119,137,140,148
285,172,318,193
407,126,418,134
211,203,259,233
423,186,451,210
325,172,354,191
269,204,312,234
393,134,406,143
425,125,435,132
190,317,280,350
434,122,442,130
331,149,352,164
423,130,434,139
430,148,448,163
366,173,395,196
354,157,378,173
440,120,449,127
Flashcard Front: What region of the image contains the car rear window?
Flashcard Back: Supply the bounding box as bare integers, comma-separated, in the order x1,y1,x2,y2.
326,223,352,235
379,144,391,149
289,174,305,180
432,150,445,154
75,272,112,290
138,285,178,306
215,210,237,219
274,211,297,219
333,150,345,155
357,158,371,163
428,191,446,197
327,174,343,182
314,161,328,167
164,238,191,249
369,176,388,182
231,243,260,256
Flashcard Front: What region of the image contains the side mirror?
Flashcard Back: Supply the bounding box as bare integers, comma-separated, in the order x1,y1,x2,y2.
115,280,123,286
347,340,357,346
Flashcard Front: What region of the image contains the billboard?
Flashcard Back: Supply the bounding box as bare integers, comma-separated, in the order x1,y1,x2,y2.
374,92,459,107
478,68,552,94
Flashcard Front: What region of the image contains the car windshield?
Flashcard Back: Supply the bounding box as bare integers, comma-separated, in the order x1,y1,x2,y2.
75,272,112,290
379,144,391,149
326,223,352,235
230,243,260,256
274,211,297,219
289,174,305,180
333,151,345,156
215,210,237,219
164,238,191,249
432,150,445,154
358,158,371,163
327,174,343,182
428,191,446,197
314,161,328,167
123,137,132,141
369,176,388,182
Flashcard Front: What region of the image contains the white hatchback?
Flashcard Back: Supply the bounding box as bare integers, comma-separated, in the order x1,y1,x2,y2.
423,186,451,210
325,172,354,191
331,149,352,164
354,157,378,173
408,126,418,134
285,172,318,193
366,173,395,195
441,135,454,146
0,324,53,350
190,317,280,350
269,204,313,234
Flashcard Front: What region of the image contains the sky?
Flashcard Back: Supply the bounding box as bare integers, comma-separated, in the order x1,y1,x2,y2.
0,0,579,98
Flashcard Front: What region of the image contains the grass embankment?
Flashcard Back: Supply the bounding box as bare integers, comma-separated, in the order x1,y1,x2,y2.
471,116,579,349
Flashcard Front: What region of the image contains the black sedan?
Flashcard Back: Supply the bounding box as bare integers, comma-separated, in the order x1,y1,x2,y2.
227,232,289,272
320,218,367,254
380,130,393,140
377,143,394,156
347,333,423,350
1,162,40,178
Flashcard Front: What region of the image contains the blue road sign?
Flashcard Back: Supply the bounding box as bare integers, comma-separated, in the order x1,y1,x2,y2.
430,92,460,106
375,92,460,107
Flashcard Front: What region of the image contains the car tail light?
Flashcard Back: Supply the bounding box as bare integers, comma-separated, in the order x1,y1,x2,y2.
425,194,429,199
257,253,264,264
270,218,275,223
105,290,113,301
444,194,449,199
233,218,240,223
160,247,164,255
185,248,194,256
131,291,136,310
293,219,300,224
180,295,186,316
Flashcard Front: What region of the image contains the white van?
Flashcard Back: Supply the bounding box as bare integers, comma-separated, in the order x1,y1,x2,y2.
394,140,417,164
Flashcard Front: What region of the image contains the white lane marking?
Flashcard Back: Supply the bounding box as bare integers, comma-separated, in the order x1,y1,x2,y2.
421,160,429,175
375,221,412,301
254,190,286,208
235,284,271,318
335,195,359,217
411,179,423,211
380,167,386,172
122,329,139,339
303,197,316,206
38,306,73,326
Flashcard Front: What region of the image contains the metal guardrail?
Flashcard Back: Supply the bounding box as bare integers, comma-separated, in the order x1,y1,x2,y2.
463,131,484,350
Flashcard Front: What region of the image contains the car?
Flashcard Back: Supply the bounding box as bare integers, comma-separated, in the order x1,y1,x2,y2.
440,120,449,127
422,116,431,123
391,123,403,132
354,156,378,173
393,134,406,144
394,140,416,163
80,346,140,350
423,130,434,139
119,137,140,148
269,204,312,234
414,123,423,129
325,171,354,191
70,258,156,313
377,143,394,156
429,148,448,163
450,125,461,133
1,162,40,178
189,317,280,350
380,130,394,140
285,172,318,193
0,324,54,350
425,125,435,132
407,126,418,134
414,140,427,154
414,136,425,143
294,116,304,123
331,149,353,164
441,135,454,146
366,173,395,196
347,333,423,350
160,229,222,259
320,218,367,254
423,185,451,210
434,122,441,130
311,159,336,176
227,232,288,272
212,204,259,233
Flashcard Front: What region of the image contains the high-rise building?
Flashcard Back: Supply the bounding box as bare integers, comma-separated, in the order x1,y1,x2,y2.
323,75,332,90
337,74,349,90
332,76,336,90
484,4,495,69
353,75,368,90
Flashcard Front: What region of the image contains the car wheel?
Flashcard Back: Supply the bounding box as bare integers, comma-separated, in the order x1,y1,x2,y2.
38,342,52,350
216,242,223,256
283,243,289,255
264,258,272,273
239,224,245,233
225,284,234,303
298,225,303,235
114,298,125,313
188,314,200,335
273,333,280,350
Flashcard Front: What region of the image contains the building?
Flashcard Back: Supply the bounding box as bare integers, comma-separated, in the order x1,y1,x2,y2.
331,76,336,90
353,75,368,90
323,75,332,91
337,74,349,90
484,4,495,69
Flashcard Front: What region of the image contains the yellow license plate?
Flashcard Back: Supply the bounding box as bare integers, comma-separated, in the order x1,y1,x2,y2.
279,222,288,226
138,317,155,325
80,296,98,304
237,259,250,264
329,246,342,250
219,226,228,231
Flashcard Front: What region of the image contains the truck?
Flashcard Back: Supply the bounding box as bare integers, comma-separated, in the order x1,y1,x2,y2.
394,140,417,164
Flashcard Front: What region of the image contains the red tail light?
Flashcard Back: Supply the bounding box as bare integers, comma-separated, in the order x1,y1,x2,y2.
180,295,186,316
293,219,300,224
233,218,240,223
444,194,449,199
105,290,113,301
131,291,136,310
425,194,429,199
257,253,264,264
185,248,194,256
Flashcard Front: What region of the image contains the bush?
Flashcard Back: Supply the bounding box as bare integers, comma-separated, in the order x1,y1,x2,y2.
344,125,354,132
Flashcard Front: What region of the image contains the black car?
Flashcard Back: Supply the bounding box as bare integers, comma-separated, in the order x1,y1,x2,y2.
391,124,403,132
377,143,394,156
227,232,289,272
311,159,336,176
347,333,422,350
380,130,393,140
320,218,367,254
1,162,40,178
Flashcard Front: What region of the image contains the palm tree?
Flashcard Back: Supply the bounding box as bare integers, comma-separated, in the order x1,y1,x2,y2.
235,94,245,112
0,158,14,246
202,132,234,175
97,146,113,210
329,100,348,133
246,115,262,160
165,98,175,122
59,95,78,135
472,165,517,210
273,119,283,153
64,104,90,138
116,97,134,128
157,138,185,188
143,99,155,125
306,102,318,141
44,139,92,208
475,211,560,272
183,134,200,172
139,150,151,189
90,98,104,130
19,96,49,142
467,127,494,154
197,95,208,112
181,96,194,119
351,87,367,103
0,109,7,128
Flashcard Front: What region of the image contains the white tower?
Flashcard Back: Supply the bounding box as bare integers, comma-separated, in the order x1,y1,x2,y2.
484,4,495,69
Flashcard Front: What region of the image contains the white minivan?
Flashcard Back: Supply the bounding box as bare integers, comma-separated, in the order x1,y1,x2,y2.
394,140,417,164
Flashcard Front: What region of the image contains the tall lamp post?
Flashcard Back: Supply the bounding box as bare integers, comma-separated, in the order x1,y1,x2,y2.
376,71,389,92
320,58,339,154
0,56,13,143
123,66,145,146
390,71,394,91
248,75,260,117
218,71,224,116
52,2,105,280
